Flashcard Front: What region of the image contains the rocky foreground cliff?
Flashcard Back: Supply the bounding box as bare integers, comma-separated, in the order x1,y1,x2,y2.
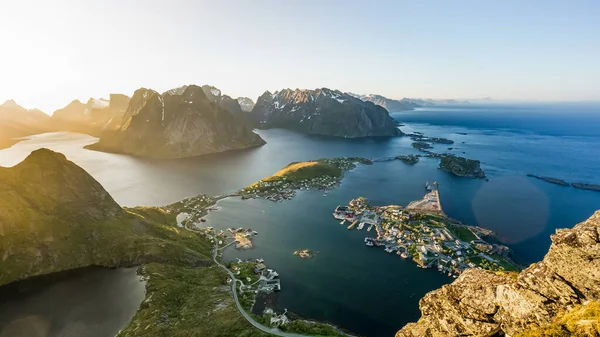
397,211,600,337
249,88,402,137
85,85,265,159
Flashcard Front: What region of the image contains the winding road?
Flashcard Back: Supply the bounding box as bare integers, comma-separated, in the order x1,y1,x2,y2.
184,200,350,337
211,240,311,337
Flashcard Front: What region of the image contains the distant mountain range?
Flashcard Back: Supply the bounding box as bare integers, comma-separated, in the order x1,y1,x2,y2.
0,99,52,148
85,84,265,159
249,88,402,137
0,86,473,154
347,93,470,111
50,94,130,136
346,93,419,112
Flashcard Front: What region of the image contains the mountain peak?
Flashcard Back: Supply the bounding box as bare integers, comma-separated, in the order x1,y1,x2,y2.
1,99,26,111
250,87,402,137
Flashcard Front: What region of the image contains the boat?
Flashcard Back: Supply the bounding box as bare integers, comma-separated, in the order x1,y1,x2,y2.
357,222,365,230
367,224,373,232
340,220,345,225
401,252,408,259
252,231,259,235
366,241,374,247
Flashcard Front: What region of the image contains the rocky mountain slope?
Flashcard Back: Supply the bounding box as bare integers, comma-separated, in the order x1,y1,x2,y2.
0,148,276,336
250,88,402,137
347,93,418,112
0,148,215,286
0,99,51,148
85,85,265,159
397,210,600,337
201,84,245,116
51,94,130,136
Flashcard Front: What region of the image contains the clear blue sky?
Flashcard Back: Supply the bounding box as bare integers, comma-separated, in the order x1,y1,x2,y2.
1,0,599,112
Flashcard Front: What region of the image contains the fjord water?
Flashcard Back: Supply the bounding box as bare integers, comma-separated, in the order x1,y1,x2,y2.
0,268,145,337
0,103,599,336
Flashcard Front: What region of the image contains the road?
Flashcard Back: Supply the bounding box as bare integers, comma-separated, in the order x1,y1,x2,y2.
184,200,350,337
211,240,313,337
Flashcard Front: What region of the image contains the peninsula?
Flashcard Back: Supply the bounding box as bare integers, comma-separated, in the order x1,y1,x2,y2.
239,157,372,202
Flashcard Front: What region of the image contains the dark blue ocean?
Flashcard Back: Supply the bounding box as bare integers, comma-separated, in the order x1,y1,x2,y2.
0,102,599,337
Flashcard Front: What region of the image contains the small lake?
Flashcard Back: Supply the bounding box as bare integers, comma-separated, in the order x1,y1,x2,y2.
0,267,145,337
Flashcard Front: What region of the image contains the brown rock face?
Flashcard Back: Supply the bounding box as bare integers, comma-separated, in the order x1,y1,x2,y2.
397,211,600,337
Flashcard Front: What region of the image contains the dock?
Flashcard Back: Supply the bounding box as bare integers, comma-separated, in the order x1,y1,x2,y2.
348,220,358,230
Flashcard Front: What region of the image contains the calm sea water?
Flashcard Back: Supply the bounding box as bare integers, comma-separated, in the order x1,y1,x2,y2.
0,102,598,337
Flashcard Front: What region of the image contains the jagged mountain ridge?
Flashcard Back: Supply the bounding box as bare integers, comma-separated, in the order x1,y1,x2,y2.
397,211,600,337
249,88,402,137
51,94,130,136
86,84,265,159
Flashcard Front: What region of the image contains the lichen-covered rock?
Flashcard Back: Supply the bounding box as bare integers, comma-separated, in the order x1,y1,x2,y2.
397,211,600,337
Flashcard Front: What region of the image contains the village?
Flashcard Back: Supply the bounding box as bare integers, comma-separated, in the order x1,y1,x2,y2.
238,157,372,202
333,184,519,277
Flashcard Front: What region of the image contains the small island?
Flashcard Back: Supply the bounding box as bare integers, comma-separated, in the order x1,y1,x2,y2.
412,141,433,151
239,157,372,202
293,249,315,259
439,154,485,178
526,174,570,186
526,174,600,192
395,154,420,165
571,182,600,192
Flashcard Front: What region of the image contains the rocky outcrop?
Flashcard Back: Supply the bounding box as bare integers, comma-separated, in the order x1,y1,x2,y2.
86,85,265,159
527,174,570,186
395,155,420,164
51,94,130,136
439,154,486,178
526,174,600,192
249,88,402,137
237,97,255,112
397,210,600,337
571,182,600,192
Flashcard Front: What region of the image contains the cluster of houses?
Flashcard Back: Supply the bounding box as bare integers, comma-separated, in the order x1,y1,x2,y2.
240,175,340,202
252,261,281,292
334,196,512,277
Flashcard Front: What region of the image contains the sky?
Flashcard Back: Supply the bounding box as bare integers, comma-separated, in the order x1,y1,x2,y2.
1,0,599,112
